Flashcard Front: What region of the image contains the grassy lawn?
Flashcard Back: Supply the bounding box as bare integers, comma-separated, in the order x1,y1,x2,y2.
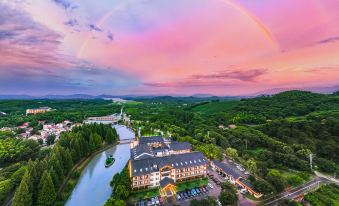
130,188,159,201
176,178,208,192
244,193,260,201
281,170,310,188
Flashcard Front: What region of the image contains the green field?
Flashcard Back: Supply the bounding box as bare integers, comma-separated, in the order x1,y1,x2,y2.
191,100,240,114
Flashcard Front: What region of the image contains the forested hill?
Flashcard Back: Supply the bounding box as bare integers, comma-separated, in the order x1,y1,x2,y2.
232,90,339,120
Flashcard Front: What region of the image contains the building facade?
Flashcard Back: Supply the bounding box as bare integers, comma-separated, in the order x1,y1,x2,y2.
26,107,52,115
211,160,262,198
129,136,207,191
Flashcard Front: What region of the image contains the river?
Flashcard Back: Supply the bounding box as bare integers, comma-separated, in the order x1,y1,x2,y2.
65,125,134,206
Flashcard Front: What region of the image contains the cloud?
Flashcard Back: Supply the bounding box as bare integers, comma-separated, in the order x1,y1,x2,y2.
52,0,72,10
89,24,102,32
0,3,70,68
143,79,237,88
0,63,140,95
143,68,267,88
316,36,339,44
192,68,268,82
107,32,114,41
64,18,78,27
304,65,339,72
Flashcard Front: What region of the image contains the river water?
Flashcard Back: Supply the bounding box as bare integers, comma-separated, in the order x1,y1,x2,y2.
65,125,134,206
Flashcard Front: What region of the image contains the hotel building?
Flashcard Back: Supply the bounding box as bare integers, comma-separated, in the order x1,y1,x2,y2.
128,136,208,199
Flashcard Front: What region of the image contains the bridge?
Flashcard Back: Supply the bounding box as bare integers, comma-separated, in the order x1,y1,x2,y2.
118,139,134,144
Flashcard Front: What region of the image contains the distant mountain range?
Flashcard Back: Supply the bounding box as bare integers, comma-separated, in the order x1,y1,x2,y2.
0,94,120,100
0,86,338,100
254,85,339,96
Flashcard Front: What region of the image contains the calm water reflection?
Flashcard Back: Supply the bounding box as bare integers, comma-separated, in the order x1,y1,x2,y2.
65,125,134,206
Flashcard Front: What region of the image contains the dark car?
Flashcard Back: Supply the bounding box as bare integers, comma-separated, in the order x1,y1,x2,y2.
184,192,188,198
187,191,192,197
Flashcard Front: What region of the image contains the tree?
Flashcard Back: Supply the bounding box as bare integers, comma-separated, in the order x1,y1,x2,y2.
12,170,32,206
190,196,217,206
219,191,238,206
63,149,73,174
46,135,55,145
266,169,287,193
37,171,56,206
253,179,274,195
225,148,238,160
115,185,129,199
246,159,257,174
105,129,117,144
104,198,126,206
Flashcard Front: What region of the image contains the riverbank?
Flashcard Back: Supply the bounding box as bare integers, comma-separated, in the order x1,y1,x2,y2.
55,143,117,205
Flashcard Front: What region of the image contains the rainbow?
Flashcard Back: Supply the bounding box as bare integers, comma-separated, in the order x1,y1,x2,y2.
77,0,328,57
219,0,278,50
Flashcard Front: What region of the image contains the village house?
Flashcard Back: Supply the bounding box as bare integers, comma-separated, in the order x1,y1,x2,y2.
26,107,52,115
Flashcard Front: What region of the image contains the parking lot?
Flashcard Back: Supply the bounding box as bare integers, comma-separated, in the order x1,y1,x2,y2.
134,175,221,206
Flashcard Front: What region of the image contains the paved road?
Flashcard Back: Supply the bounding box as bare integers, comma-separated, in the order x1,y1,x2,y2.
263,171,339,206
263,177,330,206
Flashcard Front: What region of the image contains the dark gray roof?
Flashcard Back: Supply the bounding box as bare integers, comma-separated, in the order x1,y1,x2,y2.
238,178,255,190
139,136,164,145
160,177,174,188
131,144,154,160
131,152,207,176
153,147,169,153
212,160,242,179
169,142,192,151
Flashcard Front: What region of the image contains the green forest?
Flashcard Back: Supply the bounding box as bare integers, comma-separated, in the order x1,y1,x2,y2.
0,123,118,206
0,90,338,205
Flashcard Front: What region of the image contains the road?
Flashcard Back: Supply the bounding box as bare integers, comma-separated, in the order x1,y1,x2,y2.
262,173,338,206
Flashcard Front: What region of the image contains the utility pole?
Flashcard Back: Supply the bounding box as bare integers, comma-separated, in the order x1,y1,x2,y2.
309,153,313,171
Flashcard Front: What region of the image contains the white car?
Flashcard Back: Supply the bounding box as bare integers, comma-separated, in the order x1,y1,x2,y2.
240,189,247,194
208,183,214,189
216,200,222,206
155,197,159,204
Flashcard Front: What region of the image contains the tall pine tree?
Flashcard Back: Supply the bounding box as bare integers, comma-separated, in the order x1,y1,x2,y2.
37,171,56,206
12,170,32,206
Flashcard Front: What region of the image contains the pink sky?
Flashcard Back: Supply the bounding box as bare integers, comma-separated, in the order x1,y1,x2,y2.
1,0,339,95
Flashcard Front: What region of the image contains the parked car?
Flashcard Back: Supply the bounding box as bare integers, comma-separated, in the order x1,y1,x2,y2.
155,196,159,204
240,189,247,194
184,192,188,198
217,200,222,206
176,194,181,200
187,190,192,197
208,183,214,189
